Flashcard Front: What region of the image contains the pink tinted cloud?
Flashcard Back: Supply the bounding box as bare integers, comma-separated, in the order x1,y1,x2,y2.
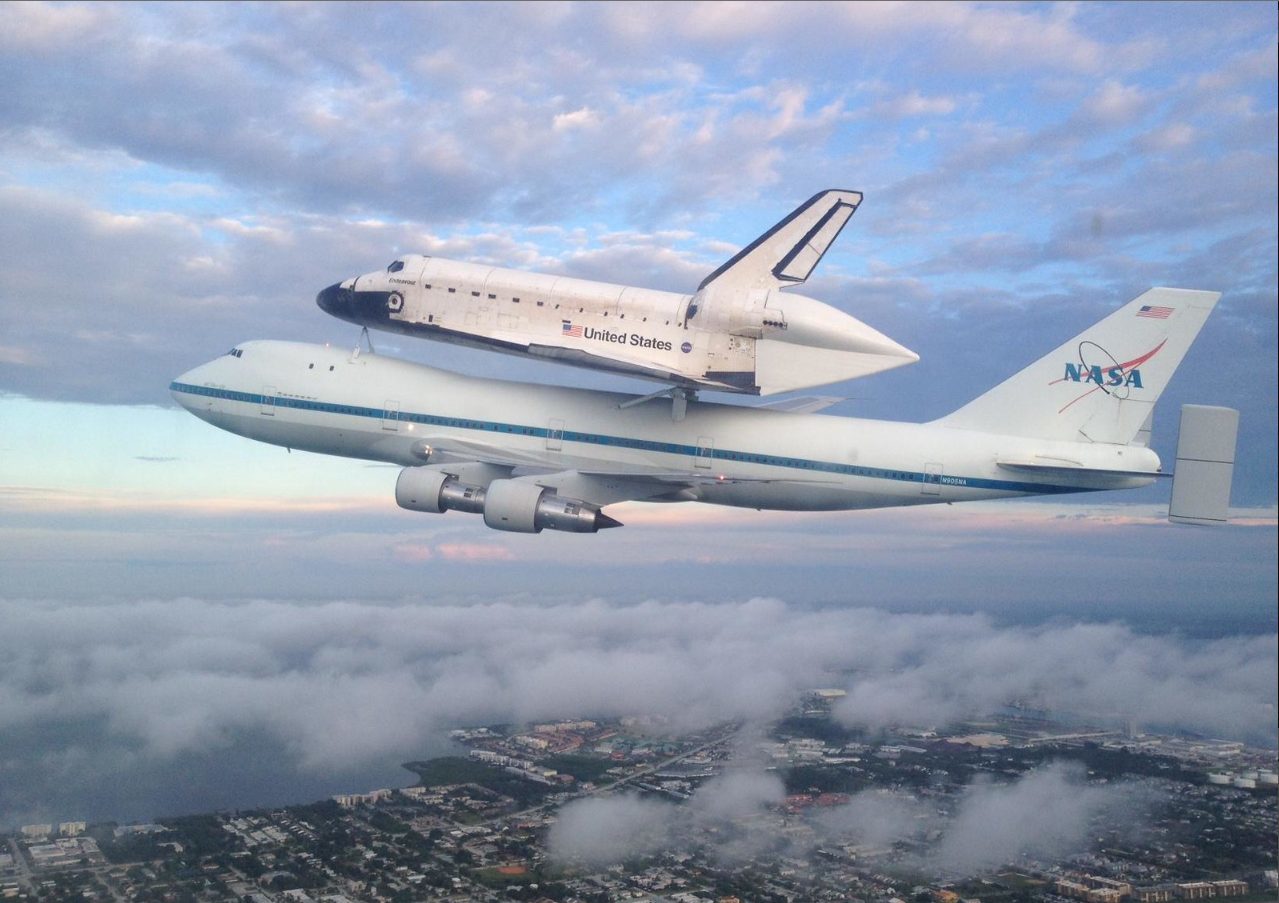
391,543,435,563
436,542,516,562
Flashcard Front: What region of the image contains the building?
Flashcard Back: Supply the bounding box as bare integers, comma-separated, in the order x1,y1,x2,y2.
1056,874,1132,903
26,837,102,870
1211,881,1247,897
332,789,392,807
946,732,1009,749
1055,879,1090,899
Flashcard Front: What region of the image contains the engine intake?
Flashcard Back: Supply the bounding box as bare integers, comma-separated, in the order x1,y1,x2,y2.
396,467,486,514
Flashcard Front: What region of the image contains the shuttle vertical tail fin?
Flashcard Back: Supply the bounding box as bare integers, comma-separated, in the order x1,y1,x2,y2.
937,288,1220,444
697,189,863,292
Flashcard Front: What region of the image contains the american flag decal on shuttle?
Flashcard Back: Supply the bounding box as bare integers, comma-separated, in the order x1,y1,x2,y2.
1136,305,1173,319
562,320,583,337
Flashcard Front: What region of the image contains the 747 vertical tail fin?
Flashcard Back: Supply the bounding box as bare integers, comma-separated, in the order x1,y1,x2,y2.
938,288,1221,445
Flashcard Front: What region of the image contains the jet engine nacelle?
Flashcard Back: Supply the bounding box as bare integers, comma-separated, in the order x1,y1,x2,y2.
482,479,619,533
395,466,486,514
395,468,620,533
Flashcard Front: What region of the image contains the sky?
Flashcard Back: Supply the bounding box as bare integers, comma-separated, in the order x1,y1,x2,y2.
1,1,1276,844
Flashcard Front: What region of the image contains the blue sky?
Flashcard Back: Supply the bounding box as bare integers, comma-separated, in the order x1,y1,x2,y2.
0,2,1275,829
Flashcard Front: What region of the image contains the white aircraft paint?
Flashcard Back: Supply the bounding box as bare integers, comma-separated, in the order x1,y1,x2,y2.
316,190,918,396
173,288,1229,534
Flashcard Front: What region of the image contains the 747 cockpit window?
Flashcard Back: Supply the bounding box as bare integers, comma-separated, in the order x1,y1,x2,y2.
226,348,243,358
387,260,405,273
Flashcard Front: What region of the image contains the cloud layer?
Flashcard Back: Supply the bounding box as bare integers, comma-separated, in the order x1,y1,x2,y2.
1,595,1273,829
549,760,1153,880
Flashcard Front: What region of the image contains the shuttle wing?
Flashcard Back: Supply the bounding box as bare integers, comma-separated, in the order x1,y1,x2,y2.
698,189,863,292
754,395,843,414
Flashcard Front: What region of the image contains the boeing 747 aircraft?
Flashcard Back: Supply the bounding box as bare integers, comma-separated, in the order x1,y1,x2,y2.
315,190,918,398
172,287,1237,533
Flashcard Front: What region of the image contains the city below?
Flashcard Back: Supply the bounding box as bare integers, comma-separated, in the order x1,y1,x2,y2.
3,697,1276,903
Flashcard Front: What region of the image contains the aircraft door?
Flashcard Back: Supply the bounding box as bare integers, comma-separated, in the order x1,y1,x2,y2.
695,436,714,469
922,462,942,495
383,400,400,431
260,386,277,416
547,418,565,452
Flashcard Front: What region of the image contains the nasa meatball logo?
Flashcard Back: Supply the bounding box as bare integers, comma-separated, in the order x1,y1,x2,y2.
387,291,404,313
1052,338,1165,411
681,341,693,354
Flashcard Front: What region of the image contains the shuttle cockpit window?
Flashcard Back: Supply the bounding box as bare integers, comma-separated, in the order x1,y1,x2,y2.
387,260,405,273
225,347,243,358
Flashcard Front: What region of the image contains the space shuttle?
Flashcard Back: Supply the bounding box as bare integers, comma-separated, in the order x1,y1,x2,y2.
316,190,917,397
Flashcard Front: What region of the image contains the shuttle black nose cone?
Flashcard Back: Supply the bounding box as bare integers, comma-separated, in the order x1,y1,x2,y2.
316,282,355,321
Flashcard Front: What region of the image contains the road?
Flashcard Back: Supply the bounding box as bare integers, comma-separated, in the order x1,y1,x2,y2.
483,721,740,826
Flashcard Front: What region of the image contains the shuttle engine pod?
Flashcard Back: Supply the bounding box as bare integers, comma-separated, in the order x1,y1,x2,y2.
316,190,917,395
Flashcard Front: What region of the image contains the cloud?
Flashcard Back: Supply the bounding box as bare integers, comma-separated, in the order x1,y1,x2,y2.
691,768,786,821
1135,121,1196,153
0,0,115,52
548,765,786,866
928,761,1152,876
811,762,1154,878
549,758,1152,879
552,107,601,132
0,345,37,365
830,620,1278,743
548,795,677,865
1077,80,1149,126
872,90,960,120
670,3,1118,76
435,542,515,561
813,788,933,847
0,594,1272,829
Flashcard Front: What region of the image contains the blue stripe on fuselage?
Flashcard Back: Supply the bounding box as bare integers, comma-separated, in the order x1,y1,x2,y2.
170,381,1087,496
